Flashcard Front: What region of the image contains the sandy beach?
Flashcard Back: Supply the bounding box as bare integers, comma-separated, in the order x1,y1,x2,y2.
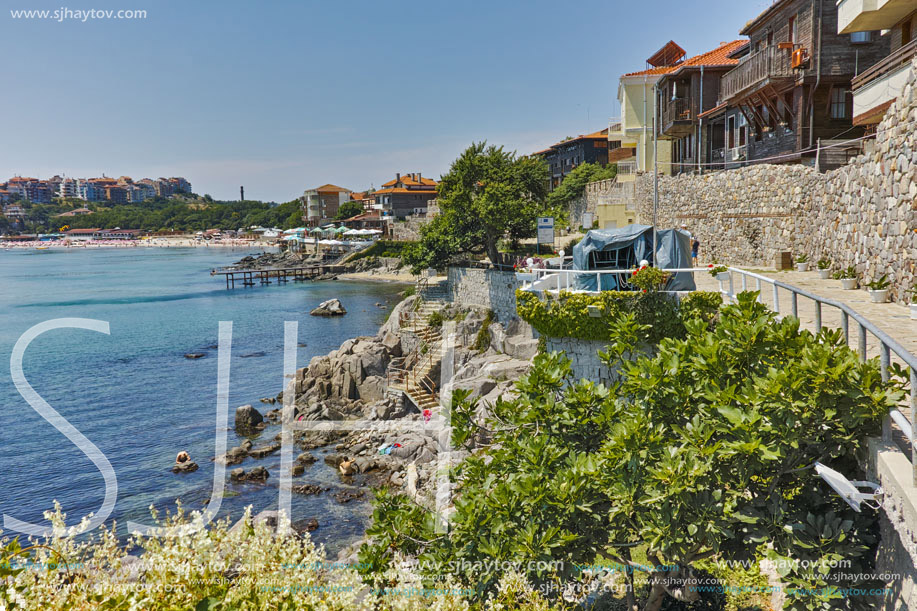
0,236,277,250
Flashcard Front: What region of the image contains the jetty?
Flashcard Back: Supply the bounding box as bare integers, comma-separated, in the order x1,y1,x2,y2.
210,265,345,289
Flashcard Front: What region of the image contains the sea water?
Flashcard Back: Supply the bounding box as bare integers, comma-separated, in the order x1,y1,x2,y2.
0,247,404,552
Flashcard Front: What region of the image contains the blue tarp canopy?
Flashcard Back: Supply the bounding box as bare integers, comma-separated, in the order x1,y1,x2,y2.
571,225,696,291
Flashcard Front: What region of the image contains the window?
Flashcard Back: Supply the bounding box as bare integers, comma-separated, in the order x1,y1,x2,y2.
788,15,796,43
738,115,747,147
830,87,848,119
767,31,774,47
903,19,912,46
727,116,736,149
850,31,872,44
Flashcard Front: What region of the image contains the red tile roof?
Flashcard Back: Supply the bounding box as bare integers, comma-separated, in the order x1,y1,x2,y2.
374,187,438,195
698,102,729,119
625,40,748,78
381,174,438,188
312,184,351,193
623,65,681,77
672,40,748,73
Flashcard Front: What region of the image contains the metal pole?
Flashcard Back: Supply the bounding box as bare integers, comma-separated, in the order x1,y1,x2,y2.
653,83,659,265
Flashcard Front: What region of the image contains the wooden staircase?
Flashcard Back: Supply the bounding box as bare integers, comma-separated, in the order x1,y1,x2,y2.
387,298,447,411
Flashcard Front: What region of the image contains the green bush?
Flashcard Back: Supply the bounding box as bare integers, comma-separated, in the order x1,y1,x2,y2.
515,289,721,345
361,292,901,610
348,240,412,262
474,310,495,352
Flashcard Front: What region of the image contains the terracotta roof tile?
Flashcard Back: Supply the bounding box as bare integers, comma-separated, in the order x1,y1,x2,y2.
675,40,748,71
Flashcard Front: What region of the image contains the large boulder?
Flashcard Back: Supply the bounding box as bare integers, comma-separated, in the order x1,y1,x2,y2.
310,299,347,317
235,404,264,430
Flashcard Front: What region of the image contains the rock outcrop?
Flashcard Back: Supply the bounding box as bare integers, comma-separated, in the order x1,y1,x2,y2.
310,299,347,317
234,404,264,430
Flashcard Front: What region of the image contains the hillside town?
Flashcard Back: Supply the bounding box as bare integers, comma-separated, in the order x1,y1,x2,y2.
4,1,917,610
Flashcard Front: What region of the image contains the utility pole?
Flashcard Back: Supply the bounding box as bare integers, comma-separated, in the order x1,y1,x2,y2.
240,186,244,202
653,83,659,264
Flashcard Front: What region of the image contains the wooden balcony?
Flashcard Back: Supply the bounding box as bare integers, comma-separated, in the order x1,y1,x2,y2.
722,45,797,102
660,98,694,138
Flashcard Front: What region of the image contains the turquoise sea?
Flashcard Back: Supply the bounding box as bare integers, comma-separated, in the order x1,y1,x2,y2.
0,247,404,552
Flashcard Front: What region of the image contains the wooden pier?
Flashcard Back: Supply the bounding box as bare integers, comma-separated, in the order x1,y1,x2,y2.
211,265,345,289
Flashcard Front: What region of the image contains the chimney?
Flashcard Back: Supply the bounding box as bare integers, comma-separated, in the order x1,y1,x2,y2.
396,173,400,182
416,172,421,182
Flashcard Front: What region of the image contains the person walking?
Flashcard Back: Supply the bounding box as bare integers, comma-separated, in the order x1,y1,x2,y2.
691,236,700,267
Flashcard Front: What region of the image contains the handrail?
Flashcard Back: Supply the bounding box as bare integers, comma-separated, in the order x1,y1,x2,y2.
852,39,917,91
520,267,701,293
719,267,917,484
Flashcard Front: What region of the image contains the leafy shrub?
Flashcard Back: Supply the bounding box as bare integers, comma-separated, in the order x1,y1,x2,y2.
0,503,483,610
473,310,495,352
427,310,444,328
349,240,413,262
630,266,670,292
515,290,721,345
361,292,901,610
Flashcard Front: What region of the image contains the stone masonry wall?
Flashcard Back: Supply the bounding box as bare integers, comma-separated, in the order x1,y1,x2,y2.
446,267,521,323
544,337,615,386
626,57,917,303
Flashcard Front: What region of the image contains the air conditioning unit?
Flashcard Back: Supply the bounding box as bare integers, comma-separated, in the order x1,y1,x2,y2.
729,149,745,162
791,48,809,69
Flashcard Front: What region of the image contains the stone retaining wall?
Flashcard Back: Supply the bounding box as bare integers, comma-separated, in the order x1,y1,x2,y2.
544,337,615,386
446,267,521,323
620,57,917,303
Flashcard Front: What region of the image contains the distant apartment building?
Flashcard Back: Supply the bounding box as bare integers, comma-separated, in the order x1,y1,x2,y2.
6,178,53,204
536,128,615,189
720,0,889,169
58,178,79,199
104,185,128,204
838,0,917,127
373,173,438,219
302,184,352,225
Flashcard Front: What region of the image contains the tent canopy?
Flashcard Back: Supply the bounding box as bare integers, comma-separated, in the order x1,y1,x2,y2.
571,225,696,291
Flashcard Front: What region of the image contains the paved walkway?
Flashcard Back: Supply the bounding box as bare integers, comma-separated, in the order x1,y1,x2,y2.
693,268,917,365
693,267,917,438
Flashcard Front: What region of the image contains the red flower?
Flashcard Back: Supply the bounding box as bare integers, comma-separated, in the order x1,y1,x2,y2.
707,264,714,268
632,270,638,276
642,289,647,293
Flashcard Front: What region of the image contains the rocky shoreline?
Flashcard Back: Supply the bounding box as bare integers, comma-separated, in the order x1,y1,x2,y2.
213,294,538,557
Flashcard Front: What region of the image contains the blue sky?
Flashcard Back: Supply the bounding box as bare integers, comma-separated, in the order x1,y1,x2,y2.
1,0,775,201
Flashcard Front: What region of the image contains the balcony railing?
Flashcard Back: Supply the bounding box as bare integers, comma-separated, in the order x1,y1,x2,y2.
616,160,637,176
661,98,693,134
722,45,797,101
852,39,917,92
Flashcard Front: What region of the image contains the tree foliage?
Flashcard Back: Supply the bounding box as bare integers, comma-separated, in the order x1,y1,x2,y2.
361,293,901,610
336,200,364,220
402,142,550,272
10,197,304,233
545,162,616,225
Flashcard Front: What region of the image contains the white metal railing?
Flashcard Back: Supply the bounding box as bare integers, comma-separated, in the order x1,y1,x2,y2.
520,265,917,482
718,267,917,484
520,267,700,294
616,160,637,176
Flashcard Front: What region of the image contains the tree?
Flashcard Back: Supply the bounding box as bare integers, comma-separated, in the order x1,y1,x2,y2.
336,200,364,220
546,162,616,226
402,142,549,271
361,293,900,609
